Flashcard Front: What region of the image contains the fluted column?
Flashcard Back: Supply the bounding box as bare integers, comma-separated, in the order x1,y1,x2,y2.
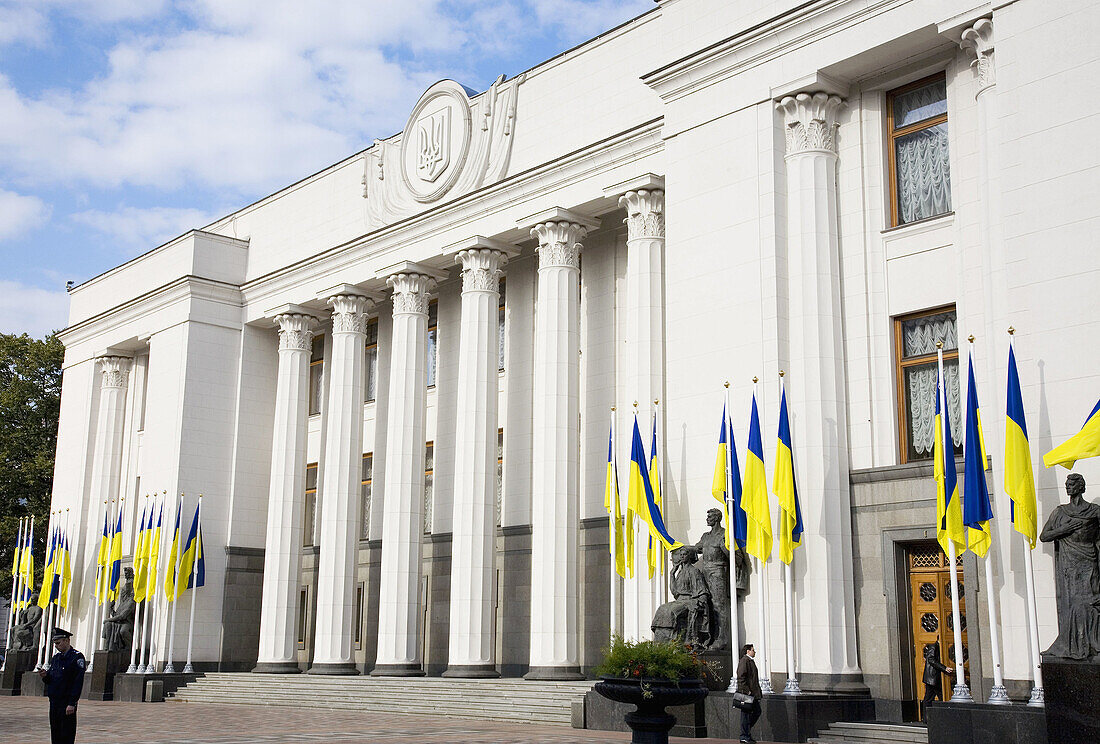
610,175,666,641
86,355,132,652
309,288,372,675
372,268,436,676
775,92,865,691
445,238,516,678
523,207,598,680
255,310,317,673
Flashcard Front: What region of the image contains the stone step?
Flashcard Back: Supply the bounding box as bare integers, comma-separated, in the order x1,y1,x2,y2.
808,721,927,744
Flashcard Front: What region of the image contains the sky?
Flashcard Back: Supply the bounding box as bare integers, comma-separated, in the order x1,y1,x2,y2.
0,0,652,338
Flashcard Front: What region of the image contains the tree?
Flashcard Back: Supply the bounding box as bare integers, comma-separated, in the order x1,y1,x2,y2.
0,332,64,586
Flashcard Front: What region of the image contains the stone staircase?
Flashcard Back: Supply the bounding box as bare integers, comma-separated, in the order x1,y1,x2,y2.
809,721,928,744
168,672,593,726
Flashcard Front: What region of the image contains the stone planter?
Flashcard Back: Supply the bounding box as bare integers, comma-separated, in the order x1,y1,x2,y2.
594,676,709,744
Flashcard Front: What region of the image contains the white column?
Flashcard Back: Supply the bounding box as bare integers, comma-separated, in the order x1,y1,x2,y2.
775,92,865,692
522,207,598,680
86,355,132,654
445,239,516,678
606,175,666,641
309,288,371,675
373,268,436,676
254,309,317,673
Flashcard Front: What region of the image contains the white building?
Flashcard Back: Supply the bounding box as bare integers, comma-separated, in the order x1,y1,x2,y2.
51,0,1100,720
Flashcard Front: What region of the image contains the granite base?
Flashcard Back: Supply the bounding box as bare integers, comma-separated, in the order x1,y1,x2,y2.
82,650,128,701
0,650,36,695
1043,659,1100,744
697,651,733,691
584,687,708,738
113,672,201,702
706,692,875,743
20,667,46,697
925,700,1046,744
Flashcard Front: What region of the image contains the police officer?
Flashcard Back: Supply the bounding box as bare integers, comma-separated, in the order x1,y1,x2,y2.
37,627,85,744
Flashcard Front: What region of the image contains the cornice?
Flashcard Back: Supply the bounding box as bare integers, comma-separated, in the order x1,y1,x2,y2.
642,0,911,103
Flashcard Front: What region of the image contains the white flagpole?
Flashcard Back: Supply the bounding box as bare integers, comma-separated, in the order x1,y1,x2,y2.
140,493,160,673
983,548,1008,702
126,496,146,674
723,382,740,694
1022,538,1044,705
34,512,57,669
97,498,116,652
164,494,184,674
653,400,667,605
780,373,800,695
183,495,203,673
154,490,172,672
752,377,774,695
3,517,25,668
938,344,971,701
19,515,33,664
609,407,620,641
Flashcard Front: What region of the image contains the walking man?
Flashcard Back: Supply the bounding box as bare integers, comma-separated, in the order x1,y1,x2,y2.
736,642,763,744
38,627,85,744
921,642,953,719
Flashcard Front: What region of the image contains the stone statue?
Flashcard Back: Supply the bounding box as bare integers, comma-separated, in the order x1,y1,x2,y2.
11,604,42,651
1040,474,1100,660
102,567,136,652
696,508,732,650
651,546,712,651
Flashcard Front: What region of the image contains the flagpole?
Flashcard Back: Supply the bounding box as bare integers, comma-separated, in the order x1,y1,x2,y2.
97,498,115,652
938,343,971,701
779,372,800,695
1022,536,1044,704
164,493,184,674
140,494,159,673
126,495,147,674
723,382,740,694
154,490,171,672
654,399,668,604
20,515,34,665
982,548,1008,702
3,517,25,668
35,512,56,669
752,377,774,695
183,495,203,673
609,407,620,641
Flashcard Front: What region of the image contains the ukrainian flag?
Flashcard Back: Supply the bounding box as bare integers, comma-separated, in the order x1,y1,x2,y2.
108,507,123,600
774,386,803,566
743,392,772,562
962,353,993,557
605,422,627,579
37,526,58,609
1004,345,1037,548
935,369,966,555
58,531,72,610
148,503,163,597
18,520,33,606
133,504,151,602
10,522,20,580
647,417,664,578
628,416,682,553
177,503,205,594
711,404,747,550
1044,397,1100,470
95,508,109,598
164,501,182,601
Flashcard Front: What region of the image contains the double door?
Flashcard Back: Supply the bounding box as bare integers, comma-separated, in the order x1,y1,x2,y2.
907,542,969,715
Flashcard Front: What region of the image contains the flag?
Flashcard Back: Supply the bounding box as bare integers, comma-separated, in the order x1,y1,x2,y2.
164,501,183,601
18,519,34,606
1043,397,1100,470
177,503,205,594
774,386,803,565
605,422,627,579
95,508,109,598
743,392,772,562
108,507,123,600
647,416,664,578
935,367,966,555
628,416,682,553
1005,345,1038,548
133,504,151,602
10,520,20,580
711,404,747,550
37,526,58,608
58,530,72,610
962,353,993,557
148,503,163,598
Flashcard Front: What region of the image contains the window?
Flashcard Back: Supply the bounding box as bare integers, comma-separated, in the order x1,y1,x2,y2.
423,442,434,534
887,74,951,226
360,454,373,540
498,281,506,372
365,319,378,403
308,335,325,416
426,300,439,388
895,307,963,463
496,429,504,527
297,586,309,648
304,463,318,547
354,583,365,650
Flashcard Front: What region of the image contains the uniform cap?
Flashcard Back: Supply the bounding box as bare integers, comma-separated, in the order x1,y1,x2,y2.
51,627,73,640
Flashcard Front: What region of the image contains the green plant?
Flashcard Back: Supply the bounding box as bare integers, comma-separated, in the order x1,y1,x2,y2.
594,636,702,683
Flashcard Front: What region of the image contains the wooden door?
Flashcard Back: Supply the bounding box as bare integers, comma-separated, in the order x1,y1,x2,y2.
908,542,968,717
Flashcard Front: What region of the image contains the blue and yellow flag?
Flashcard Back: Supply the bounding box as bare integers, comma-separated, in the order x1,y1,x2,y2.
108,507,123,600
95,507,109,598
628,416,682,553
10,520,22,580
935,368,966,555
37,526,58,609
647,417,665,578
605,422,627,579
148,503,163,597
1044,397,1100,470
1005,344,1037,548
177,503,205,594
711,404,747,550
58,530,72,610
133,503,151,602
774,385,803,566
18,519,34,606
164,501,183,601
962,353,993,557
743,392,772,562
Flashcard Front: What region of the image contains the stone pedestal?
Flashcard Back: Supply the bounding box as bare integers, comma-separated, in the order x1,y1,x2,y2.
697,651,733,691
20,667,45,697
584,686,708,738
1044,660,1100,744
113,672,200,702
0,649,35,695
704,692,875,742
926,700,1047,744
81,650,127,701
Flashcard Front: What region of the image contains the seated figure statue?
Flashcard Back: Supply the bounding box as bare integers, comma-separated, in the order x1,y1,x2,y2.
102,567,136,652
651,545,713,651
12,604,43,651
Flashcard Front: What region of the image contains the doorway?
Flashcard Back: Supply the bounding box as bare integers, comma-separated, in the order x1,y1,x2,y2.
907,541,969,718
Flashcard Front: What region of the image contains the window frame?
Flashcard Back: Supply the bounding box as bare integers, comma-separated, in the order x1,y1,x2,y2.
894,304,960,464
498,279,506,373
365,318,379,404
426,299,439,389
296,585,310,649
886,72,950,228
423,441,434,534
360,453,373,541
304,462,318,547
308,334,325,416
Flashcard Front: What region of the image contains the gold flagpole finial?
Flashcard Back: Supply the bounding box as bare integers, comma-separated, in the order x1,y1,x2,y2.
198,493,203,500
936,341,943,349
611,405,616,412
653,398,659,406
1008,326,1015,336
724,381,730,389
779,370,785,378
968,335,975,344
633,400,638,409
752,376,759,384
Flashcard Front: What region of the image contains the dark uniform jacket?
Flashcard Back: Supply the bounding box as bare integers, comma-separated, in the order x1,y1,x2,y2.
736,654,762,699
44,648,86,707
923,653,951,686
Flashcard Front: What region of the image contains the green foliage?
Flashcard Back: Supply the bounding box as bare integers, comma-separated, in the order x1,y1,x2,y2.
0,332,64,583
594,636,701,681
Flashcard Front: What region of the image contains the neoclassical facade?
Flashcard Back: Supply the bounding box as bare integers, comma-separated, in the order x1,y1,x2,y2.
51,0,1100,720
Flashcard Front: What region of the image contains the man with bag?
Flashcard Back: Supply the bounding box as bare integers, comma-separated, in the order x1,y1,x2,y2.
735,643,763,744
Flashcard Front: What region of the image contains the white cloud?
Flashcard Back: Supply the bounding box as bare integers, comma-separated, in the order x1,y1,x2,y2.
0,280,70,337
0,189,49,241
72,205,221,253
0,5,50,46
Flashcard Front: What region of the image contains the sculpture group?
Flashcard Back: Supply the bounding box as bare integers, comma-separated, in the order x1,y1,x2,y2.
1041,474,1100,661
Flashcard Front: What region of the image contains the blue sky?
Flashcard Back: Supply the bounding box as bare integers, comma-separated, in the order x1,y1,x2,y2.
0,0,651,338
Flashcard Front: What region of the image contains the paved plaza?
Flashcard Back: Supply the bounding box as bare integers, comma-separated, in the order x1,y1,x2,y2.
0,698,754,744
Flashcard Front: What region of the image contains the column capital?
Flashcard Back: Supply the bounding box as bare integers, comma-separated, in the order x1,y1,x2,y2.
520,208,599,271
387,272,434,316
273,312,318,352
960,18,995,91
776,92,846,156
95,355,133,389
620,189,664,240
455,245,512,294
322,289,372,335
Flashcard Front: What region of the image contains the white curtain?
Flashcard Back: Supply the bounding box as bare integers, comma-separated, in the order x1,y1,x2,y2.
896,122,951,224
904,313,962,457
